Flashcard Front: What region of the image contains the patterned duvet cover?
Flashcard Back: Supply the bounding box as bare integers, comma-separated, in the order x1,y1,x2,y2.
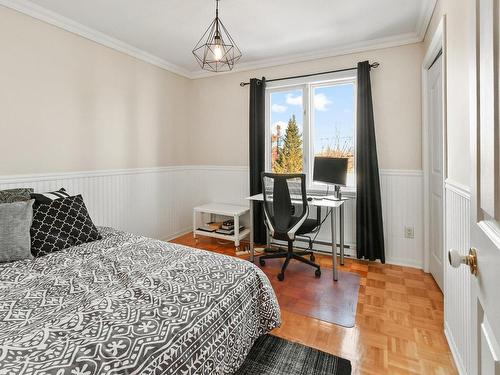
0,228,280,374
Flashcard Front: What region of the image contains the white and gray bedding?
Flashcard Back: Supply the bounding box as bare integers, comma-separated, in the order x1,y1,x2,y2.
0,227,281,374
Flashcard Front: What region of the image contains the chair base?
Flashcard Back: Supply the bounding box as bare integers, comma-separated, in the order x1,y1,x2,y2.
259,242,321,281
263,246,316,262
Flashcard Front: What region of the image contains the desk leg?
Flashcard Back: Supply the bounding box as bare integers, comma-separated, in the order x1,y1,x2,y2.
249,200,254,263
331,207,338,281
340,204,345,265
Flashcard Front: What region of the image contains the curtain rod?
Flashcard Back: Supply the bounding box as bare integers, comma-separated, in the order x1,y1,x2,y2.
239,62,379,87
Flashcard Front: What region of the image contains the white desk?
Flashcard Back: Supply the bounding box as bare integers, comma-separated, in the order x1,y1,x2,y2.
246,194,346,281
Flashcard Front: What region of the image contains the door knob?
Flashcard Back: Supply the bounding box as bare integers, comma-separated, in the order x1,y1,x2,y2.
448,248,478,276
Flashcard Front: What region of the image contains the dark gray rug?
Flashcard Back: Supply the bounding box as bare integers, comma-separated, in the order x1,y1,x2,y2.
235,335,351,375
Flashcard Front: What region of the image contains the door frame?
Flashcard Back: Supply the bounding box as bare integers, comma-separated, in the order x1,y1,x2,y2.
422,16,448,275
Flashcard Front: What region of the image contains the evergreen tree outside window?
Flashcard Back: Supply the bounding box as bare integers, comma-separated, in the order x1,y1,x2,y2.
273,115,303,173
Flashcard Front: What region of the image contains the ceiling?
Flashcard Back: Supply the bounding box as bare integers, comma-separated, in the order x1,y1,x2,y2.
1,0,436,78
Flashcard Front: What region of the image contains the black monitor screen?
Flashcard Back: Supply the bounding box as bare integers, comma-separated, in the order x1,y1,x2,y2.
313,157,348,186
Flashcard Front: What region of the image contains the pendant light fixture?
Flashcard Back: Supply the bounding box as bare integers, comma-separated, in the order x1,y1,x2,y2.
192,0,242,72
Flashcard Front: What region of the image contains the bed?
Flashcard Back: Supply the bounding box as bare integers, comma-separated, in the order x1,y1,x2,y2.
0,227,281,374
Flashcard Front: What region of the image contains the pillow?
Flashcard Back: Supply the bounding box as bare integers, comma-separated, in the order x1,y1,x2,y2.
31,195,101,257
0,200,34,263
0,188,34,203
31,188,70,205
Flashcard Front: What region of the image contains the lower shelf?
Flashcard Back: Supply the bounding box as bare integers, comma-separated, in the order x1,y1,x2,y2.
194,228,250,242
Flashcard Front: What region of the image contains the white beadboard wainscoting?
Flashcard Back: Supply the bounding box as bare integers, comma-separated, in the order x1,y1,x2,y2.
0,166,423,268
444,179,472,375
0,167,193,241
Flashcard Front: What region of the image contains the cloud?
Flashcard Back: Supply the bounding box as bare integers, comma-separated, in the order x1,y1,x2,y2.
271,121,287,134
314,93,332,111
271,103,287,113
286,93,303,106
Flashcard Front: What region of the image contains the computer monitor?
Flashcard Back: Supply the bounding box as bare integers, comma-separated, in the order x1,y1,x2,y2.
313,157,348,186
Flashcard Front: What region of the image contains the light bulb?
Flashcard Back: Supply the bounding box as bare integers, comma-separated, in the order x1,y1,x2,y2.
214,45,223,61
213,34,223,61
214,44,223,61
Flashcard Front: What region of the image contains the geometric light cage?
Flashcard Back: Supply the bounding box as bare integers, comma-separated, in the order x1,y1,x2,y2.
192,0,242,72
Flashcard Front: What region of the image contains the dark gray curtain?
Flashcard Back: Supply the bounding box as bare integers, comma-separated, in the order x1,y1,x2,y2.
249,77,267,244
356,61,385,262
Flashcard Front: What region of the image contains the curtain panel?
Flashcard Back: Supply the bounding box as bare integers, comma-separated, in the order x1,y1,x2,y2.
249,77,267,244
356,61,385,262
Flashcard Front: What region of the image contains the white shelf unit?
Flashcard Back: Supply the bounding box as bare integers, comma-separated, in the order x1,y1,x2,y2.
193,203,250,249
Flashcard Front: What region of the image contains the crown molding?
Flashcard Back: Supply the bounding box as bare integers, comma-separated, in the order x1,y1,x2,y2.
190,32,422,79
0,0,193,78
1,0,437,80
416,0,438,40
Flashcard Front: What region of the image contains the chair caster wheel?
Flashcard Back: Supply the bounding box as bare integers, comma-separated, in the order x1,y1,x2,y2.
259,258,265,266
315,269,321,278
310,254,315,262
277,273,285,281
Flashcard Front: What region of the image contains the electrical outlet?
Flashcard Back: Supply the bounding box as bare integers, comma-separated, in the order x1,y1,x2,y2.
404,226,415,239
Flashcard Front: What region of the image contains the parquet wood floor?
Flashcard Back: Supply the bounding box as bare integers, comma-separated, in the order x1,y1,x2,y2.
171,233,458,375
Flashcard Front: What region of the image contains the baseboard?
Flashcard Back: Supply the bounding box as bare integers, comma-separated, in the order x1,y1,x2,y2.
162,227,192,242
444,321,468,375
162,228,424,272
384,257,423,270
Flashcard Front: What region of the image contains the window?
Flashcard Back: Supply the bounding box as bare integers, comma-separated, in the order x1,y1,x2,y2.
266,72,356,189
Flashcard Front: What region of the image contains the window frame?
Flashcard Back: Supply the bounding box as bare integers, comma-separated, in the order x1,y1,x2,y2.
265,71,357,193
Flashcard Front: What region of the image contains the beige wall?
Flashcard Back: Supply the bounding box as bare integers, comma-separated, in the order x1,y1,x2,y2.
0,6,190,175
424,0,470,186
1,5,426,175
187,43,424,170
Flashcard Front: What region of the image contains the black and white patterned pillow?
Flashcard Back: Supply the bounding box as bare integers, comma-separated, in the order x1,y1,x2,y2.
31,195,101,257
31,188,70,205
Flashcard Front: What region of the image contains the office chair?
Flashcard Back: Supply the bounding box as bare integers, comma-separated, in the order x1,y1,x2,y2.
259,173,321,281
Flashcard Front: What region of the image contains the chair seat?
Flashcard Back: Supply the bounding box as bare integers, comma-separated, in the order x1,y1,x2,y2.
296,218,320,235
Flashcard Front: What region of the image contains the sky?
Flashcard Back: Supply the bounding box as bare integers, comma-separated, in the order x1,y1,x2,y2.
270,83,355,153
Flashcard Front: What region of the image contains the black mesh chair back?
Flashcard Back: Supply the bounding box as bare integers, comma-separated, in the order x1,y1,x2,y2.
261,173,308,241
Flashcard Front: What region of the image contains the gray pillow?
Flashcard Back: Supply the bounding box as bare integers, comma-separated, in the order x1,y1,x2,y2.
0,188,34,203
0,200,34,263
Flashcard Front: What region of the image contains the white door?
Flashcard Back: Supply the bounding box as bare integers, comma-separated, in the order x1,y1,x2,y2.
428,53,444,290
469,0,500,373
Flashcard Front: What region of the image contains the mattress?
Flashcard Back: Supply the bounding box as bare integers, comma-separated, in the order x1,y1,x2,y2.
0,228,281,374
